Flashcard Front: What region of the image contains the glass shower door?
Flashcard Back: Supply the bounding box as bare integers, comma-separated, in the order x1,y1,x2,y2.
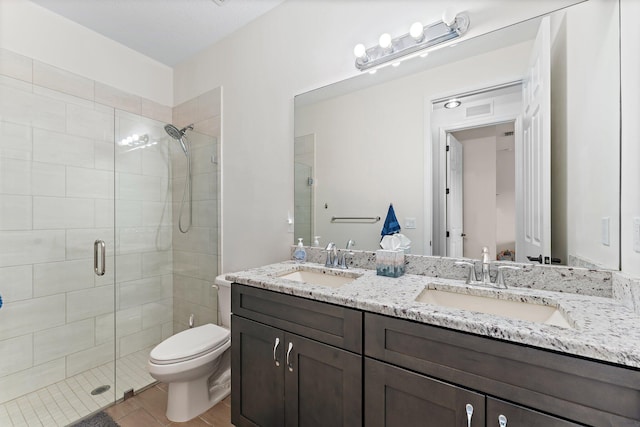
0,75,117,424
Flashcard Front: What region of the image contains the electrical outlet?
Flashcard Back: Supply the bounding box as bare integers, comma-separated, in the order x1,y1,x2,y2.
601,217,610,246
634,217,640,253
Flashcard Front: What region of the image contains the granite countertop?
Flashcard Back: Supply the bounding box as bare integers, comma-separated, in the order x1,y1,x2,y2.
227,261,640,369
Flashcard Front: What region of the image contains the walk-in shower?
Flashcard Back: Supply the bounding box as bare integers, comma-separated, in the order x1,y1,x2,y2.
165,123,194,233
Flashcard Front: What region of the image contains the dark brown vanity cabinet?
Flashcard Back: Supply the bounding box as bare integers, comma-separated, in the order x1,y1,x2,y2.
231,284,363,427
365,312,640,427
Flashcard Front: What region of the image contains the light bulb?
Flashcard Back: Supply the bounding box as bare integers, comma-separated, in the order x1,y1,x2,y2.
126,136,133,143
392,61,401,67
369,69,377,75
353,43,367,59
409,22,424,42
419,51,429,58
442,8,457,27
379,33,392,50
132,134,139,141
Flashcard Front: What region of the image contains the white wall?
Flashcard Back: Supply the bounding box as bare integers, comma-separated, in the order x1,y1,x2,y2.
0,0,172,106
173,0,584,272
621,0,640,275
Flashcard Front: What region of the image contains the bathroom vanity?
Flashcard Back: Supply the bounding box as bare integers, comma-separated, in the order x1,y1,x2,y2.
228,261,640,427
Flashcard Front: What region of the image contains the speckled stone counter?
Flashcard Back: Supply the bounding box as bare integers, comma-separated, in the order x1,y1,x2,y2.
227,260,640,369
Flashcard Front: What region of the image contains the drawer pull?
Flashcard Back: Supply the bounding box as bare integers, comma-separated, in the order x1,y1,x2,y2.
286,342,294,372
498,414,507,427
273,338,280,367
465,403,473,427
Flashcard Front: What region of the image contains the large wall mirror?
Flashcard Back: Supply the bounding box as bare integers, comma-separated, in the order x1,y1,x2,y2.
294,0,620,270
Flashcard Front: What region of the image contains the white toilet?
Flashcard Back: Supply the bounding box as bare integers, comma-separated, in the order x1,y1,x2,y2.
148,275,232,422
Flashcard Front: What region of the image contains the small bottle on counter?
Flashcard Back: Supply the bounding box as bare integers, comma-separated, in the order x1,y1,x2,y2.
293,238,307,263
312,236,321,247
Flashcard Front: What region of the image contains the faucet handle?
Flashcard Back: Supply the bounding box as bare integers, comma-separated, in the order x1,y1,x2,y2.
496,265,520,288
455,261,477,284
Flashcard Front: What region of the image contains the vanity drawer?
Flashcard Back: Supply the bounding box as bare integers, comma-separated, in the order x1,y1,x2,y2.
364,312,640,427
232,283,362,353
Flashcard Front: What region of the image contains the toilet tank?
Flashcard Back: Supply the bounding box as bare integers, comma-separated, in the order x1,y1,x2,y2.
214,275,232,328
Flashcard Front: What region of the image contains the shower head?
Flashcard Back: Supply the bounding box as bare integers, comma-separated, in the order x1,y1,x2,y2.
164,123,193,155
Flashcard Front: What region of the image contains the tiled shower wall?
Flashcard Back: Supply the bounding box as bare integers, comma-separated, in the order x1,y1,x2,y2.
171,88,221,332
0,48,173,404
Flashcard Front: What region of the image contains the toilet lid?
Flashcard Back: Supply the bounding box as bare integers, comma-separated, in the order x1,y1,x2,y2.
150,324,230,364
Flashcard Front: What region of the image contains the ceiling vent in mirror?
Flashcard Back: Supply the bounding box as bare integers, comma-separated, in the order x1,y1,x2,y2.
465,102,493,118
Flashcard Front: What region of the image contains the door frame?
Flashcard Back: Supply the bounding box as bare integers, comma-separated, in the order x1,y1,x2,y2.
436,113,523,258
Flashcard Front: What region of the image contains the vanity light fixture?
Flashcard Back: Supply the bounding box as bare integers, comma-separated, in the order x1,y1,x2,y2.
353,10,470,72
444,99,462,109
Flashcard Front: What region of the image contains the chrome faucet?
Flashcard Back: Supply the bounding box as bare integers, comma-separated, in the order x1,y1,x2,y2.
325,242,338,267
481,246,491,285
454,247,520,289
338,239,356,269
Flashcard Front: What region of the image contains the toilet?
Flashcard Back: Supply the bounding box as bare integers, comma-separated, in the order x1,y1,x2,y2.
148,275,232,422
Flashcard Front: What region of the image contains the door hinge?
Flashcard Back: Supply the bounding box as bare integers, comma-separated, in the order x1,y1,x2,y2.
446,188,450,195
446,145,450,151
446,231,450,238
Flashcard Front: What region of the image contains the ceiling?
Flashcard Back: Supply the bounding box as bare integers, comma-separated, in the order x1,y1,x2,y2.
29,0,285,66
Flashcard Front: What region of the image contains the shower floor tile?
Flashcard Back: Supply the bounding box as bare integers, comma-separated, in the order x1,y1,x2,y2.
0,346,155,426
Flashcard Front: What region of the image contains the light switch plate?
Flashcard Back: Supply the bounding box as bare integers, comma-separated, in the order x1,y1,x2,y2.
634,217,640,253
405,217,417,229
601,217,610,246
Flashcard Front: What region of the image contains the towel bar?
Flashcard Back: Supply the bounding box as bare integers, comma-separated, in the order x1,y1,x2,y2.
331,216,381,223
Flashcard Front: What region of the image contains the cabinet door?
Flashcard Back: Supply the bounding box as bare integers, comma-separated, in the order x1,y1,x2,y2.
232,316,285,427
365,358,484,427
486,398,582,427
284,333,362,427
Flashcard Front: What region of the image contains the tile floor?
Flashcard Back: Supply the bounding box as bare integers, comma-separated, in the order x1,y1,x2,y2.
0,347,156,426
105,383,232,427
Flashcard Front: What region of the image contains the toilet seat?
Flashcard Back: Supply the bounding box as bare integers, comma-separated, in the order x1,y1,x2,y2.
150,324,230,365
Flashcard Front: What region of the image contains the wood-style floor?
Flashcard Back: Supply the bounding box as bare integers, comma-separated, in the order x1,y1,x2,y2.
105,383,232,427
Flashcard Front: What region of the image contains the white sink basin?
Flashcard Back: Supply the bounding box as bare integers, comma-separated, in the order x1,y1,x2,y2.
278,267,361,288
415,288,572,328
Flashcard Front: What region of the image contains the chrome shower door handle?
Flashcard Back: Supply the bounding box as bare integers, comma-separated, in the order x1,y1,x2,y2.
286,342,294,372
94,240,106,276
498,414,507,426
465,403,474,427
273,338,280,367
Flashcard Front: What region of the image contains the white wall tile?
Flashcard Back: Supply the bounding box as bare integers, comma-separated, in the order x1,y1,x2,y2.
119,276,171,310
33,259,94,297
141,98,171,123
95,82,141,114
142,300,172,329
33,319,94,365
119,326,161,357
66,285,114,323
66,341,115,377
0,49,32,82
32,161,66,196
66,167,114,199
66,104,114,142
118,227,164,254
95,199,114,229
65,228,114,261
115,200,142,227
33,61,94,101
0,121,32,159
0,294,65,340
142,251,172,277
114,253,142,283
33,197,94,229
142,147,170,177
115,145,142,174
0,359,65,403
142,201,172,227
0,85,65,133
0,195,32,230
94,140,114,171
0,230,65,267
193,200,217,228
0,335,33,377
33,129,94,167
119,173,164,201
0,265,32,301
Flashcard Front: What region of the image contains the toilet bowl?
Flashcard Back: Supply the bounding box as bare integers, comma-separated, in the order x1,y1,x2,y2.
148,275,232,422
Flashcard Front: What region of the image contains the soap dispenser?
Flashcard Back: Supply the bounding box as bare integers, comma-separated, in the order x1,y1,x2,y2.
312,236,321,247
293,238,307,263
